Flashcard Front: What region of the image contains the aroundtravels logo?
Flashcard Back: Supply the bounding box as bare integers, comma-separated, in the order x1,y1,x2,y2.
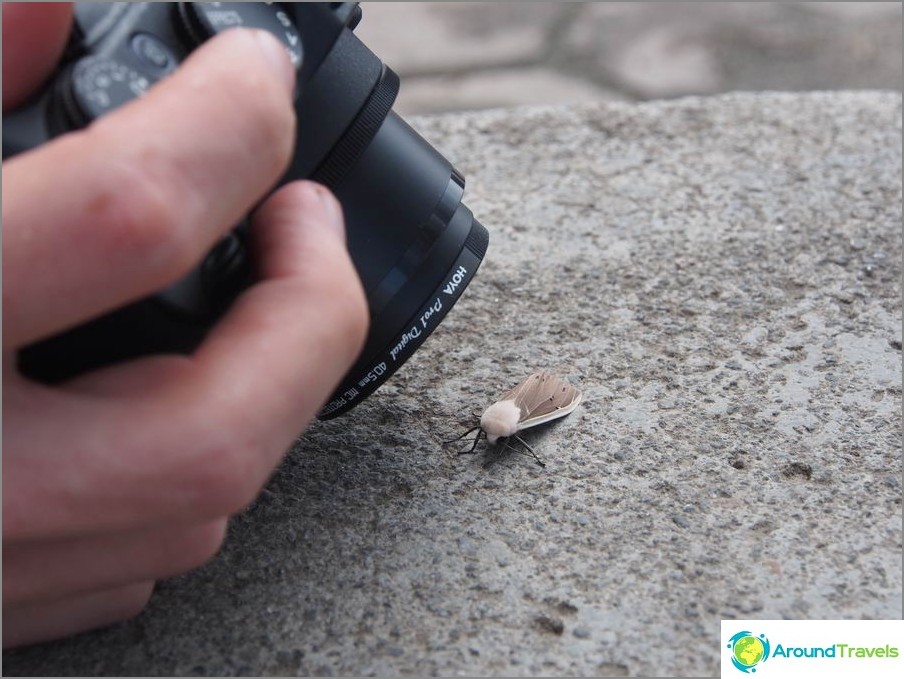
721,621,904,678
726,631,771,673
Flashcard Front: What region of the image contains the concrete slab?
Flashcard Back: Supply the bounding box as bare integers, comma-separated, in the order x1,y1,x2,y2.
3,92,901,676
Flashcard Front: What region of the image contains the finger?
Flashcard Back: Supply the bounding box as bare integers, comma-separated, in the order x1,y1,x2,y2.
2,581,153,649
62,181,364,411
189,180,369,466
2,27,296,350
2,2,73,111
3,182,367,540
3,519,226,607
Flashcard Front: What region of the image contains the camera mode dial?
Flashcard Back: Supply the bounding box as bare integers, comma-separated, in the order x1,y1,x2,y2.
177,2,302,69
53,55,155,129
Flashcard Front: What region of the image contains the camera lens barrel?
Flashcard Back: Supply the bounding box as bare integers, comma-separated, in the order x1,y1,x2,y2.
299,59,489,414
319,112,490,417
264,6,491,416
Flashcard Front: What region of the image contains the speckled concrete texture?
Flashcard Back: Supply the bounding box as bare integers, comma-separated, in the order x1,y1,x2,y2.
3,92,901,677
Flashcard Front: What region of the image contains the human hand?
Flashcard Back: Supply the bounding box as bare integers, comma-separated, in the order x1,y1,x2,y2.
2,3,368,648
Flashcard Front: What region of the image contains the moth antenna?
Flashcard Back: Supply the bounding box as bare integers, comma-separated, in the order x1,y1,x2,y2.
487,437,546,469
513,434,546,468
481,439,505,469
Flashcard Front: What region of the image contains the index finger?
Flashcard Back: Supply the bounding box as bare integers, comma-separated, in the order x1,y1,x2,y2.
2,27,296,350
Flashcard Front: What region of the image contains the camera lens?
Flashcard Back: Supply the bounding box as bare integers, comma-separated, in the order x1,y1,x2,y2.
285,29,489,419
317,111,489,418
283,8,490,418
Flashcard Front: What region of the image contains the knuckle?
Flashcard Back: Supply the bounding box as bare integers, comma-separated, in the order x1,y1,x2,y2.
117,582,155,621
227,73,295,177
181,434,267,517
80,133,200,277
176,520,228,571
115,172,179,256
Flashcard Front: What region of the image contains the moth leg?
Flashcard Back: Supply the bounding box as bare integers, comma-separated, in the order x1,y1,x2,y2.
443,424,480,445
512,435,546,468
455,428,486,456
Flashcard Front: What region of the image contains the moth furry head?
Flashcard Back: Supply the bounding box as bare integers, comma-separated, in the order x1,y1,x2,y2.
479,400,521,444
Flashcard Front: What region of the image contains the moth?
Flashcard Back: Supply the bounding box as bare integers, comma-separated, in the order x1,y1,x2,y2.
446,371,582,467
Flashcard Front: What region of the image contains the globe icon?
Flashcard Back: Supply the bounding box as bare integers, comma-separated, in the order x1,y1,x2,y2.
733,635,765,667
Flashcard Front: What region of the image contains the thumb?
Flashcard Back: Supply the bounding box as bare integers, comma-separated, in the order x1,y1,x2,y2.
189,179,370,431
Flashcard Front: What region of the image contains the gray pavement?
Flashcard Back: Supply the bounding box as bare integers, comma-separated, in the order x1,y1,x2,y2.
355,2,903,114
4,91,901,676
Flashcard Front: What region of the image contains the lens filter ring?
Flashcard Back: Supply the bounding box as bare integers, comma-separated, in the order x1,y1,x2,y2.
318,217,489,419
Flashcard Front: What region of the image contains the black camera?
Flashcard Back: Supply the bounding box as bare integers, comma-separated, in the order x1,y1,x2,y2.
3,2,489,418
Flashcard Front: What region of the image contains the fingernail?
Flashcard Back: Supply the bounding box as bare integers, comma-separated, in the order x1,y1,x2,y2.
251,29,296,94
309,183,346,242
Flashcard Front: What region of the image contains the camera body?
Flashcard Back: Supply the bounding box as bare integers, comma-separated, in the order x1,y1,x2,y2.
3,2,489,418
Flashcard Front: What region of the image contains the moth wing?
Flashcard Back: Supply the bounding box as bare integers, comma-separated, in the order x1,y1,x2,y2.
519,390,582,429
500,372,582,430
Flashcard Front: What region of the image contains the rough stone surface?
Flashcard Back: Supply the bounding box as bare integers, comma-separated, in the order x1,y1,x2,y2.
4,92,901,677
